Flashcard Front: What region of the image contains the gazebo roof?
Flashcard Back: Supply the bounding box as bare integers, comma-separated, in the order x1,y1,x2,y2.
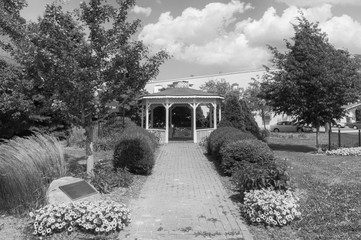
141,87,223,99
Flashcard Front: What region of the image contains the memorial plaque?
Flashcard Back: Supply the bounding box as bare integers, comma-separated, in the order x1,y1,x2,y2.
59,180,98,201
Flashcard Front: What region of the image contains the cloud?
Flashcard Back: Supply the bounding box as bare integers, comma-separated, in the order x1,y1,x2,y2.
139,1,361,69
239,4,333,49
131,5,152,17
139,1,264,67
275,0,361,7
320,15,361,53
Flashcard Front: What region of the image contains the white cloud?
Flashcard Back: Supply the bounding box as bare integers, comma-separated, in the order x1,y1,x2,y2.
131,5,152,17
139,1,361,69
139,1,264,67
240,4,333,49
320,15,361,53
276,0,361,7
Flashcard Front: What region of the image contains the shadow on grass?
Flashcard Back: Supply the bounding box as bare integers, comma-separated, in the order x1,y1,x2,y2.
268,143,316,153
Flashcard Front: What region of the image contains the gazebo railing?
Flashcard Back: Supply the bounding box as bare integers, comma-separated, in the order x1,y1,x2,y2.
196,128,214,144
147,128,166,144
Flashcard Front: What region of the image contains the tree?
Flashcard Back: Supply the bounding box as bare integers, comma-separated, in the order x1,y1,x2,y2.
200,78,241,97
0,59,33,138
223,93,261,139
0,0,27,39
260,15,361,146
243,76,272,130
1,0,169,173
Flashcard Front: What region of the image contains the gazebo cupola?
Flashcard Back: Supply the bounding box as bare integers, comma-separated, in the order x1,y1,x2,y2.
140,81,223,143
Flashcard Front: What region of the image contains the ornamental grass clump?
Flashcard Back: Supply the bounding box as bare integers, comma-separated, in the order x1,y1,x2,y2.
242,189,301,227
325,147,361,156
29,200,131,238
0,133,66,213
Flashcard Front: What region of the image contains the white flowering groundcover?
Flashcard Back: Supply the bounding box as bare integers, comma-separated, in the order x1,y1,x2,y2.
325,147,361,156
242,189,301,227
29,200,131,238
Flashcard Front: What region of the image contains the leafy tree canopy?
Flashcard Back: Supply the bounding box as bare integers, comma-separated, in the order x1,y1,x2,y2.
243,75,272,129
200,78,242,97
0,0,170,172
260,15,361,145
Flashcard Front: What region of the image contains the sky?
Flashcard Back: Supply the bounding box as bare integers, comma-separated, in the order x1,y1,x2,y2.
19,0,361,81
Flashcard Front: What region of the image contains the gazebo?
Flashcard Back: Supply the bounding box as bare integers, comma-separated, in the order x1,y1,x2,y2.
140,81,223,143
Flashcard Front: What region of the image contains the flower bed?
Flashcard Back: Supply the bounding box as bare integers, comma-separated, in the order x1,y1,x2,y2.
325,147,361,156
242,189,301,227
29,200,131,238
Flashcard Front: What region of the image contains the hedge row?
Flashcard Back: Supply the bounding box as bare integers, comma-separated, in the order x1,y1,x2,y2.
207,127,256,160
113,126,158,175
208,126,290,192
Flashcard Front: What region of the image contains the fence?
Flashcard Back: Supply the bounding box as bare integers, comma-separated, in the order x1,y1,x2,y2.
328,128,361,149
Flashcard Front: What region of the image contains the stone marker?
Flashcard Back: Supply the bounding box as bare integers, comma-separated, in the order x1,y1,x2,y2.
47,176,103,204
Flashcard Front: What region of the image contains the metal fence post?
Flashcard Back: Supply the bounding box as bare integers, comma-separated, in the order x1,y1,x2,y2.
359,129,361,147
338,128,341,148
328,127,331,150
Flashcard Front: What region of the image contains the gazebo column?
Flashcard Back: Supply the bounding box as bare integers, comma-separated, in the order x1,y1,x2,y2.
145,100,150,130
212,102,217,129
141,103,144,128
218,102,222,123
163,101,173,143
189,101,199,143
150,106,154,128
209,105,213,128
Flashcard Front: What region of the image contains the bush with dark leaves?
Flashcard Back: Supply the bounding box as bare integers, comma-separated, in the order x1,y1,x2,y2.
220,139,274,174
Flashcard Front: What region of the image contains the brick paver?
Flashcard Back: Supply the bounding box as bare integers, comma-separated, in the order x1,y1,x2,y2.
118,142,253,240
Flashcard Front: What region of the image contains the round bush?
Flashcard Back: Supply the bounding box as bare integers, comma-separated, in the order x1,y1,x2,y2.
208,127,256,160
217,119,234,128
220,139,274,174
113,136,155,175
122,126,159,150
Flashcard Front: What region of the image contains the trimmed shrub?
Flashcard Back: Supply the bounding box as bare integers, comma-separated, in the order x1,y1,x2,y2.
231,160,291,192
122,126,159,149
113,126,157,175
94,117,137,151
0,133,66,213
208,127,256,159
217,119,234,128
220,139,274,174
239,100,262,140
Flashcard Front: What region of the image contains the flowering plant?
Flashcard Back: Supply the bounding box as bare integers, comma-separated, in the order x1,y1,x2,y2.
242,189,301,227
325,147,361,156
29,200,131,238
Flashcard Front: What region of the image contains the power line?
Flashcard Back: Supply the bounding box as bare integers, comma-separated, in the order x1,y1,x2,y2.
150,68,269,84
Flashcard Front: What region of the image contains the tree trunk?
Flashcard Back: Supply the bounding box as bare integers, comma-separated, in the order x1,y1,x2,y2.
85,124,94,176
261,108,266,130
325,122,330,133
316,125,320,149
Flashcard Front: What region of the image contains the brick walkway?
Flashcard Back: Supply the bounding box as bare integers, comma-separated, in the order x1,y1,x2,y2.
118,142,253,240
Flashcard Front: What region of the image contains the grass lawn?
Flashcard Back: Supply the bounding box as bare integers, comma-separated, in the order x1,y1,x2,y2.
248,132,361,240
